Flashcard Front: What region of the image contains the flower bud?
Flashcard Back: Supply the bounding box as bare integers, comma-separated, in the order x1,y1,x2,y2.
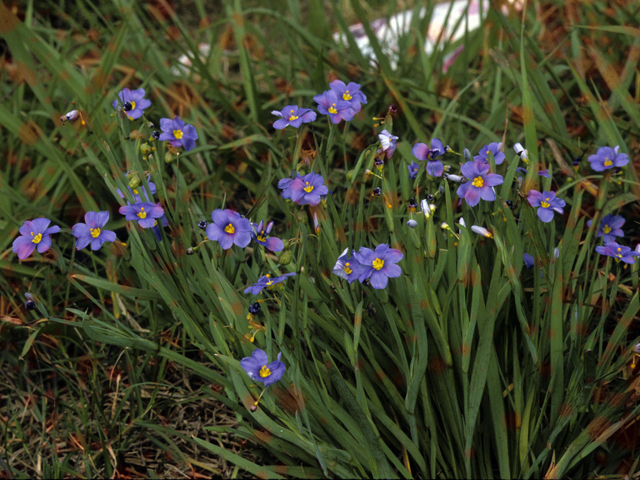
165,151,175,163
60,110,79,123
471,225,493,238
248,302,261,315
186,247,195,255
346,171,354,181
445,174,463,182
25,293,35,311
127,171,141,189
250,405,258,412
420,199,430,219
407,219,417,228
463,148,471,161
140,143,152,155
278,249,293,266
198,221,207,229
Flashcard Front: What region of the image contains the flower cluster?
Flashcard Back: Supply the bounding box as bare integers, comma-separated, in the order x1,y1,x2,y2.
278,172,328,206
333,244,403,289
271,79,368,129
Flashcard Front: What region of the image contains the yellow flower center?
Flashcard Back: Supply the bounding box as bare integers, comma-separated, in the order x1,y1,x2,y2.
224,223,235,234
328,103,337,114
288,109,298,121
604,158,612,166
603,225,611,234
31,232,42,244
343,90,352,101
344,262,352,275
540,198,550,208
486,150,490,154
137,207,147,219
259,366,271,378
132,189,138,194
304,182,314,193
472,176,484,188
373,258,384,270
173,129,183,139
130,101,136,110
90,228,101,238
257,232,266,242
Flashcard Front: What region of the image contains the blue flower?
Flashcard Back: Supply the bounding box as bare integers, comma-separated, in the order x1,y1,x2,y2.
12,218,60,260
278,172,328,206
313,90,355,124
240,349,285,387
354,244,403,289
378,130,398,159
587,214,625,242
527,190,565,223
72,211,117,251
332,248,362,283
112,88,151,120
207,209,253,250
244,273,296,295
588,146,628,172
329,80,367,113
271,105,316,129
252,220,284,252
474,142,505,165
407,162,419,180
456,160,504,207
158,116,198,151
595,242,639,264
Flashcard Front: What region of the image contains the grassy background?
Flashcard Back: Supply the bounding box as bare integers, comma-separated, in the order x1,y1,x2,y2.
1,0,640,477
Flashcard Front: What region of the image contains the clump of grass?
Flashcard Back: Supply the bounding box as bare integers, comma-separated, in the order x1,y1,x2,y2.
1,0,640,478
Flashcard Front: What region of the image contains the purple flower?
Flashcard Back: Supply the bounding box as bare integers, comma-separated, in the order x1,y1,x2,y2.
412,139,446,177
539,169,551,178
240,348,285,387
279,172,328,206
412,138,446,160
332,248,362,283
354,244,403,289
313,90,355,124
588,146,629,172
72,211,117,251
244,272,296,295
119,202,165,229
527,190,565,223
112,88,151,120
158,116,198,151
252,220,284,252
329,80,367,113
595,242,640,264
206,209,252,250
474,142,505,165
12,218,60,260
378,130,398,159
408,162,419,180
587,214,625,242
456,160,504,207
271,105,316,129
523,253,535,269
426,160,444,177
